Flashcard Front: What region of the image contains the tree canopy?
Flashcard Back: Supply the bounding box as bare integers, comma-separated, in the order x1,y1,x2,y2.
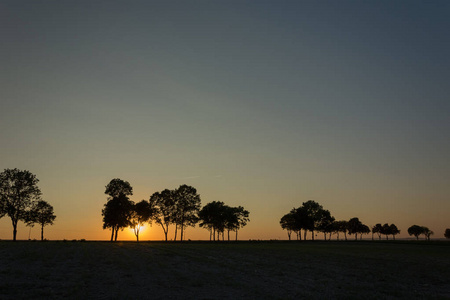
0,168,42,241
25,200,56,241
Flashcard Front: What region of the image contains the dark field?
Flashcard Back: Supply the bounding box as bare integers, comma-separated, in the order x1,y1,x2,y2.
1,241,449,299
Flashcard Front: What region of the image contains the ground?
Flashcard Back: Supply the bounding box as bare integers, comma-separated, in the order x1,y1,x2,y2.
0,240,449,299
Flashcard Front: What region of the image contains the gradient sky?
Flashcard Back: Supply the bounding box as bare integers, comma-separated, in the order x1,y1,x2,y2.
1,1,449,241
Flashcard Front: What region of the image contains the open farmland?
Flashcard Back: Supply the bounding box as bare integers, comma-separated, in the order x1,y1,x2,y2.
0,241,449,299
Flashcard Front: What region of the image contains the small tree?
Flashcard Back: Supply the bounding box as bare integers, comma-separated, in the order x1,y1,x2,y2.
25,200,56,241
173,185,201,241
389,224,400,240
408,225,424,240
0,169,42,241
445,228,450,239
422,227,433,241
372,224,383,240
381,223,391,240
129,200,153,242
102,194,134,241
348,217,363,240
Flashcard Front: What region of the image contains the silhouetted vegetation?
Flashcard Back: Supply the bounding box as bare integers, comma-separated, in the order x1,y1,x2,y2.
129,200,153,242
280,201,375,241
0,169,43,241
102,179,134,241
407,225,433,240
198,201,249,241
445,228,450,239
25,200,56,241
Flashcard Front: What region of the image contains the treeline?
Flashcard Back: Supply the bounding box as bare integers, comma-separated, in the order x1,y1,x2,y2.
0,169,56,241
102,178,250,242
280,200,438,241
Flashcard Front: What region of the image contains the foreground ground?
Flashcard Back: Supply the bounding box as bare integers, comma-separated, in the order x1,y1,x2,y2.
0,240,449,299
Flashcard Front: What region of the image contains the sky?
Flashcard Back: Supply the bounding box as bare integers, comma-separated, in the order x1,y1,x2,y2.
1,1,449,241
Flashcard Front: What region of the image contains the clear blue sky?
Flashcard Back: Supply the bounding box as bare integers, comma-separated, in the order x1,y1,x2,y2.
1,1,449,240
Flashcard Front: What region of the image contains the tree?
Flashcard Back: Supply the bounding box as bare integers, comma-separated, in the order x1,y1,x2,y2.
102,194,134,241
381,223,391,240
333,220,348,241
408,225,424,240
199,201,225,241
445,229,450,239
102,178,134,241
317,210,335,240
25,200,56,241
280,212,296,241
172,185,201,241
422,227,433,241
105,178,133,198
301,200,325,240
129,200,153,242
359,224,371,240
389,224,400,240
232,206,249,241
149,189,176,241
372,224,383,240
0,169,42,241
347,218,363,240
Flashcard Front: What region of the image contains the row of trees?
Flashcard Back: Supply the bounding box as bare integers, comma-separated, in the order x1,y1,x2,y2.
279,201,401,241
198,201,249,241
0,169,56,241
101,178,250,242
280,201,444,241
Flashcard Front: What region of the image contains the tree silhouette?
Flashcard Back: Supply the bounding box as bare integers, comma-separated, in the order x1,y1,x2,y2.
445,229,450,239
381,223,391,240
372,223,383,240
317,210,335,240
347,218,363,240
407,225,424,240
102,178,134,241
129,200,153,242
25,200,56,241
149,189,176,241
280,212,296,240
359,224,371,240
301,200,325,241
105,178,133,198
422,227,433,241
173,185,201,241
232,206,249,241
0,169,42,241
333,220,348,241
389,224,400,240
102,194,134,241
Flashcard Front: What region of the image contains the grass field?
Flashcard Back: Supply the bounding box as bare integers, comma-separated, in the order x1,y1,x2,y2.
0,240,449,299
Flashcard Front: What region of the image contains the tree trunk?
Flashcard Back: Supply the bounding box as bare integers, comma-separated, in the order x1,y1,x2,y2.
12,219,18,241
344,232,347,241
110,228,115,242
311,230,314,241
41,224,44,241
323,233,326,240
235,230,238,241
180,225,184,242
355,233,358,240
337,232,340,241
393,235,395,241
114,228,118,241
304,230,307,241
174,225,178,241
227,230,230,241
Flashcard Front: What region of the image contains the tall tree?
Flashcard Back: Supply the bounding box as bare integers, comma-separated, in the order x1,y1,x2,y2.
301,200,324,240
129,200,153,242
173,185,201,241
102,194,134,241
381,223,391,240
0,169,42,241
317,210,335,240
407,225,424,240
149,189,176,241
25,200,56,241
102,178,134,241
232,206,249,241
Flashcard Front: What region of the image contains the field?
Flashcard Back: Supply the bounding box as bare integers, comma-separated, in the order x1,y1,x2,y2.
1,240,449,299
